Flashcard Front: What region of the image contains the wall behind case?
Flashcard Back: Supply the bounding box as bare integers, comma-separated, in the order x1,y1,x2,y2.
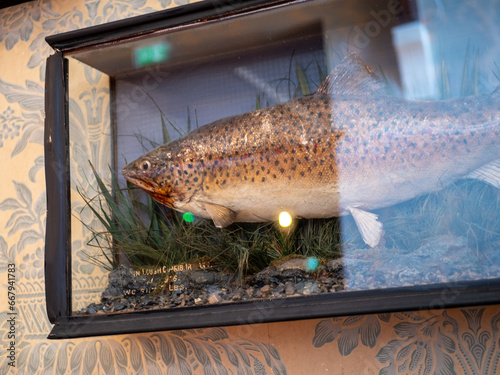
1,0,500,374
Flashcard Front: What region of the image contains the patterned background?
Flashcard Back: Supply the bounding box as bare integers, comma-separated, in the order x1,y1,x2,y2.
0,0,499,374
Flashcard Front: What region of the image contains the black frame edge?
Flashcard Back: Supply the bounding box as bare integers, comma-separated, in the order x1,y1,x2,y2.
44,52,71,324
48,279,500,339
45,0,293,52
0,0,33,10
42,0,500,340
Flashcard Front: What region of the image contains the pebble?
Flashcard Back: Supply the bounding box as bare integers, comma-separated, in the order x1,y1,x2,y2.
208,293,222,304
285,284,295,296
260,285,271,295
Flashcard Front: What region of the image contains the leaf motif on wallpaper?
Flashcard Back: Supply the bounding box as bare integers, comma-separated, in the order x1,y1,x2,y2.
66,339,131,375
11,327,286,374
73,240,100,275
0,235,16,273
251,354,267,375
0,181,45,253
153,333,191,375
28,155,45,182
102,0,157,23
0,78,43,157
375,308,500,375
19,247,44,280
236,338,287,375
313,314,387,356
0,1,41,50
158,0,172,7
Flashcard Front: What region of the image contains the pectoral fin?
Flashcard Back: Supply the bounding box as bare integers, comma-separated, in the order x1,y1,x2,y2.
467,159,500,188
347,206,384,248
201,201,237,228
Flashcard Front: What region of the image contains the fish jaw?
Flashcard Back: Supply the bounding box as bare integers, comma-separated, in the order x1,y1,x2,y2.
122,165,176,208
122,141,205,211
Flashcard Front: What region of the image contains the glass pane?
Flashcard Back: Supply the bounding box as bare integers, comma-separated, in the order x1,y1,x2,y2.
68,58,112,312
68,0,500,317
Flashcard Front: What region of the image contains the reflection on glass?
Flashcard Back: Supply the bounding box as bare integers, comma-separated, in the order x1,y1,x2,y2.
69,0,500,316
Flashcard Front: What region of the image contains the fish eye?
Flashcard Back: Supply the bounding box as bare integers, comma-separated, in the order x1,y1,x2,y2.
141,160,151,171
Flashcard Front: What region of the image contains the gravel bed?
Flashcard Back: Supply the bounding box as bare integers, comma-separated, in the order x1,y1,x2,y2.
77,235,500,315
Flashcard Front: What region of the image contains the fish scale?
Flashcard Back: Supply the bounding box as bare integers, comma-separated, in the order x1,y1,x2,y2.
123,52,500,247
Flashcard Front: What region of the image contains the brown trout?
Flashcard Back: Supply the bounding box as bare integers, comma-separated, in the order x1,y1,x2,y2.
123,52,500,247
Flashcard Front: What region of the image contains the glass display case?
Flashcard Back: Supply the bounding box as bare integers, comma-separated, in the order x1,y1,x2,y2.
44,0,500,338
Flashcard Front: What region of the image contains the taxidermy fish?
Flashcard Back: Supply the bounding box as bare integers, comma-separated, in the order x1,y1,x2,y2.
123,52,500,248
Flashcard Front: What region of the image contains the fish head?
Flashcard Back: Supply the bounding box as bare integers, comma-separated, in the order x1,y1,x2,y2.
122,142,202,210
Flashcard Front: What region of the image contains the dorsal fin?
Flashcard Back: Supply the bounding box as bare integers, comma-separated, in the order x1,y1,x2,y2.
316,52,388,96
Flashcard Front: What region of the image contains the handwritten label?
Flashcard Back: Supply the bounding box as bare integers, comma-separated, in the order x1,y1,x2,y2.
123,262,210,296
133,262,210,277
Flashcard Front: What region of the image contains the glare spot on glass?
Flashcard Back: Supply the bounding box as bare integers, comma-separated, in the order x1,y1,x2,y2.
278,211,292,227
134,42,171,68
183,212,195,223
306,257,319,272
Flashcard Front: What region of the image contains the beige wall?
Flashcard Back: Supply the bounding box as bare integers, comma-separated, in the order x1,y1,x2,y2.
0,0,499,374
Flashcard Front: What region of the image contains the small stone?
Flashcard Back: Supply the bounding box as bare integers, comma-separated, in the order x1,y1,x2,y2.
285,285,295,295
208,293,222,304
260,285,271,295
326,259,343,273
275,283,285,293
232,288,243,301
276,258,308,272
303,282,321,295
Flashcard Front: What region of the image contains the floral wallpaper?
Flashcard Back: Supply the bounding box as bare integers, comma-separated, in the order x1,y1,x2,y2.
0,0,499,374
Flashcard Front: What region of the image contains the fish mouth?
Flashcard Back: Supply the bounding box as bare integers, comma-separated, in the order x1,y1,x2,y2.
122,169,175,208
